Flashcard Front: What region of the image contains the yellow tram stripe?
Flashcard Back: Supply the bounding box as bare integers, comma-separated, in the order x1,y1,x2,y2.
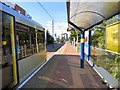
10,17,18,88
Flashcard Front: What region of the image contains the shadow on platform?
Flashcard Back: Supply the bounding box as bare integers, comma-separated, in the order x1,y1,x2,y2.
47,43,64,52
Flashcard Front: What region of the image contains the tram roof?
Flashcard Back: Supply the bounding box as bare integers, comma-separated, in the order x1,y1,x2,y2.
0,3,44,31
67,0,120,31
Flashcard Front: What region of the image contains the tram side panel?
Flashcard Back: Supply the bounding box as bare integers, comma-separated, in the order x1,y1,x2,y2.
1,2,46,88
18,51,46,82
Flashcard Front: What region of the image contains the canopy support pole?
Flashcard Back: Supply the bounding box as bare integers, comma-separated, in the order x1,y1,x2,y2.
68,21,85,68
88,30,91,61
80,31,85,68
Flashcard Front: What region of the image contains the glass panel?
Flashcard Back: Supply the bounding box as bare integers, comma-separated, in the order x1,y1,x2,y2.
2,12,16,88
16,23,46,59
31,28,37,54
37,30,45,52
16,23,32,59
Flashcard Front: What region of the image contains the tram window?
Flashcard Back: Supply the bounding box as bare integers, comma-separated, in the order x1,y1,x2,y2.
31,28,37,54
37,30,45,52
16,23,32,59
16,23,45,60
2,17,12,56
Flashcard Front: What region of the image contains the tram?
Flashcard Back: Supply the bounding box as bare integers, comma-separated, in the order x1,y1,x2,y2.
0,2,46,89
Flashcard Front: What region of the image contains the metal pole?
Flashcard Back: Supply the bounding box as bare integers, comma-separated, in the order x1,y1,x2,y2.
45,29,47,52
77,34,78,44
52,20,54,48
80,31,85,68
88,30,91,61
74,37,75,46
76,33,78,52
35,29,39,53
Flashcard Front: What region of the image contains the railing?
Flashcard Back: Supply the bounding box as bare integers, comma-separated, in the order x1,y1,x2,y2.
90,47,120,81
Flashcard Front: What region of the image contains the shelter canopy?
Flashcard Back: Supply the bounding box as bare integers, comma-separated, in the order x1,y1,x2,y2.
67,0,120,31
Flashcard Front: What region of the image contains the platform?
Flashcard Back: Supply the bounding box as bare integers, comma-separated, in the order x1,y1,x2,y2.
19,42,107,88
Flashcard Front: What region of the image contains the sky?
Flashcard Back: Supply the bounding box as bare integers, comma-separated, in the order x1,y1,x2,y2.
10,1,69,38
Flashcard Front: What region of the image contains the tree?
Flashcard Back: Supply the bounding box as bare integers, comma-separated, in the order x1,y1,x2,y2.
91,14,119,49
91,22,106,48
46,31,54,44
106,15,119,25
70,30,81,42
60,36,65,43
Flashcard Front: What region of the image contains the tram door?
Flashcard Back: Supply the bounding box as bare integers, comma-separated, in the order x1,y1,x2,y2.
1,12,18,89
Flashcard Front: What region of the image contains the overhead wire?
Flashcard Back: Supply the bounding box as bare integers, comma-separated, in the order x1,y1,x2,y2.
36,0,54,20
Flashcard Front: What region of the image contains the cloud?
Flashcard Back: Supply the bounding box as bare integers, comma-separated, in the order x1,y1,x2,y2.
45,21,70,39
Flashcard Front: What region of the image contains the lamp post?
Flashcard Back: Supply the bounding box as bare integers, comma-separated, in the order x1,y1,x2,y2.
52,20,54,48
45,29,48,52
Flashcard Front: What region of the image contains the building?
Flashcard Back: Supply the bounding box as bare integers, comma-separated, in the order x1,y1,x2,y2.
1,0,32,19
